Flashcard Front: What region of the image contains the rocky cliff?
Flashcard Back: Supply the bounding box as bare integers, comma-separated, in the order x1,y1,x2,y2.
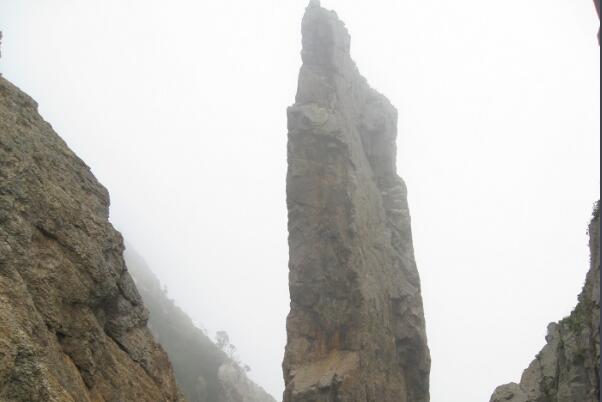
0,76,185,401
490,204,600,402
282,2,430,402
125,247,277,402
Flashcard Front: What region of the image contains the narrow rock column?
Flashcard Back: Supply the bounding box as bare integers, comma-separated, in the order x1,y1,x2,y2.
283,3,431,402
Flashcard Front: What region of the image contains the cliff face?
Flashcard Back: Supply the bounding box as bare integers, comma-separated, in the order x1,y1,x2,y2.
125,247,277,402
0,77,184,402
490,205,600,402
283,2,430,402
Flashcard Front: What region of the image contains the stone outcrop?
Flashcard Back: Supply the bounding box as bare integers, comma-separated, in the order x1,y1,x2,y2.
490,204,600,402
282,2,430,402
125,246,277,402
0,76,185,401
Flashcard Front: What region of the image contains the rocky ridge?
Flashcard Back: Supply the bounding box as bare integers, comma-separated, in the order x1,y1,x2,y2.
0,76,185,401
283,2,430,402
490,204,600,402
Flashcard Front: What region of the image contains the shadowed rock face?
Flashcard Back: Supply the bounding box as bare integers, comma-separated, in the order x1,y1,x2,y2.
490,205,600,402
0,76,185,402
283,3,430,402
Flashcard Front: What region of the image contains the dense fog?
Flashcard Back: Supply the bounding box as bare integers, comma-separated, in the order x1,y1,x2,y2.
0,0,599,400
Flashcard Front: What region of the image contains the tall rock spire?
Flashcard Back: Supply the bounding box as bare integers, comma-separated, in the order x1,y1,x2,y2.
283,4,431,402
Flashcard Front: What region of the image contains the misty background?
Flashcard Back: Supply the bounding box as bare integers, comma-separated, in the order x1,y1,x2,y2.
0,0,599,401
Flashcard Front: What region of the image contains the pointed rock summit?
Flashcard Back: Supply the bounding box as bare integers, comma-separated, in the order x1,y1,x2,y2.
283,4,430,402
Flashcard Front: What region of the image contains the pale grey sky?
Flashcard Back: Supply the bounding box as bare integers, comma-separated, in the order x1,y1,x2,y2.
0,1,599,401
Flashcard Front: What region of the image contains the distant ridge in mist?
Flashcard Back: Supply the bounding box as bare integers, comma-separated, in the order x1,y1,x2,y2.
125,245,278,402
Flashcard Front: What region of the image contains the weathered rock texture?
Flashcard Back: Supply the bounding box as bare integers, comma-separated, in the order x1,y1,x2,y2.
490,204,600,402
125,246,277,402
283,2,430,402
0,76,185,402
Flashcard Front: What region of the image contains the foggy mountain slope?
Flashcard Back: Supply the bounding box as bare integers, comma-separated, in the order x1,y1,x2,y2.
0,75,185,401
124,246,277,402
490,203,600,402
